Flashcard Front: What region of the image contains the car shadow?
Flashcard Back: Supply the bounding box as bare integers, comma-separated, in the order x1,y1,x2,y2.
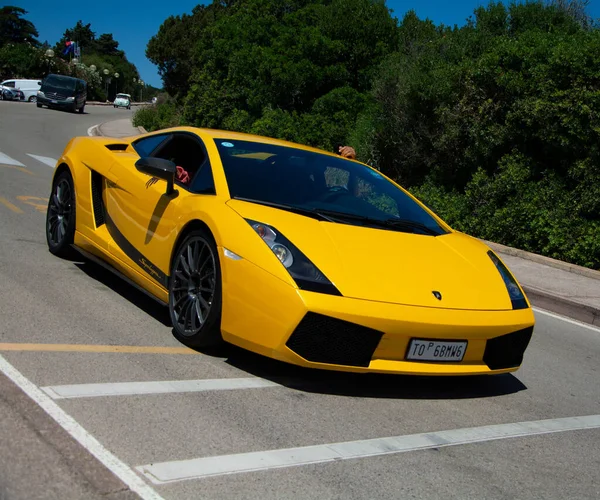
73,260,172,327
193,342,528,400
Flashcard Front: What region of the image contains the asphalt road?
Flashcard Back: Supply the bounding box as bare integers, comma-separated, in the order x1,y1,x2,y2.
0,100,599,500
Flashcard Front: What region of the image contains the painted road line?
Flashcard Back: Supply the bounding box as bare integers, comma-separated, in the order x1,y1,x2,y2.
0,354,165,500
0,164,33,175
533,307,600,333
137,414,600,484
42,378,279,399
0,151,25,167
0,196,24,213
27,154,57,168
0,343,198,355
87,124,100,136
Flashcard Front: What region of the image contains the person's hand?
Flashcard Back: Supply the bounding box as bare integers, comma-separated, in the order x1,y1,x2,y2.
338,146,356,159
176,166,190,184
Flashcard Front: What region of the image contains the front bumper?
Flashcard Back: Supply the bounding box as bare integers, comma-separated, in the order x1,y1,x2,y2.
38,95,75,108
219,249,536,376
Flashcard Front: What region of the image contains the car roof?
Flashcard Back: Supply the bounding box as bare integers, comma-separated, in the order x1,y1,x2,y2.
146,126,341,157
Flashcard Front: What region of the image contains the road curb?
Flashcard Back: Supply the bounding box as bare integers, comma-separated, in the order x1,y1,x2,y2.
484,240,600,281
523,285,600,327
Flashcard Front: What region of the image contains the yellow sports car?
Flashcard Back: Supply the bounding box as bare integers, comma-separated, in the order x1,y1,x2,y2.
45,127,535,375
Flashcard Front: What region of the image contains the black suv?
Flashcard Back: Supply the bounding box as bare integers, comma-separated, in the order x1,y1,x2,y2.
37,74,87,113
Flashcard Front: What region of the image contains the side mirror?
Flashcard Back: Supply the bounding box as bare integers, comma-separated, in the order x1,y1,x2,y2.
135,157,177,195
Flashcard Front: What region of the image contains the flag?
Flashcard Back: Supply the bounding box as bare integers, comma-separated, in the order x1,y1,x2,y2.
63,41,74,55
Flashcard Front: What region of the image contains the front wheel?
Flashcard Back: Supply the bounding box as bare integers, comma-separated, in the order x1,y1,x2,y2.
46,170,76,258
169,230,223,348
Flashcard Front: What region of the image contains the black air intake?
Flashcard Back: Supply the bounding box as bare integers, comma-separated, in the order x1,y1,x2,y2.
483,326,534,370
286,312,384,367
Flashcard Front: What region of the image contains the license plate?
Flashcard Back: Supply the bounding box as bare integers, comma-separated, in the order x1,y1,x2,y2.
51,100,57,104
406,339,467,362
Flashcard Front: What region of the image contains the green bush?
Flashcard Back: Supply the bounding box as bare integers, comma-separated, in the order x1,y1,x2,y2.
132,97,183,132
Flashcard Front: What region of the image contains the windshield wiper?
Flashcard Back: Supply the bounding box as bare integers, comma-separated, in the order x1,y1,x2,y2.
233,197,337,222
233,199,441,235
311,209,440,235
381,218,441,236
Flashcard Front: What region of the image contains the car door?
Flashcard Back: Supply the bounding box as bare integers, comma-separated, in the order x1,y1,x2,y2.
103,132,182,290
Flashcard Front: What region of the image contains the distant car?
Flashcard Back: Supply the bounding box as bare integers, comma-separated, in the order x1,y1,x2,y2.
0,78,41,102
114,93,131,109
44,127,536,377
0,86,18,100
37,74,87,113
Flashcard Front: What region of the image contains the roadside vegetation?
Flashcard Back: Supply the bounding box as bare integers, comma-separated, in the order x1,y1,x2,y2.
0,7,161,101
138,0,599,270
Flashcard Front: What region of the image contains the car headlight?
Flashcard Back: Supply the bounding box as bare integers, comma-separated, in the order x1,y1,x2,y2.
247,219,341,295
37,91,44,96
66,96,74,101
488,250,528,310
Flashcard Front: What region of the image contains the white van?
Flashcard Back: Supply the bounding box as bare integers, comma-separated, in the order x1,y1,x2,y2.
0,79,42,102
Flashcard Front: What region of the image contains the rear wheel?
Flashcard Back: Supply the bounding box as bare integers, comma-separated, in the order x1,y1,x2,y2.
169,229,223,348
46,170,76,258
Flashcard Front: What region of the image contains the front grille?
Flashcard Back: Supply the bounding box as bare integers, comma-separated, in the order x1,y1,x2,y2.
91,171,105,227
44,91,68,100
483,326,534,370
286,312,384,367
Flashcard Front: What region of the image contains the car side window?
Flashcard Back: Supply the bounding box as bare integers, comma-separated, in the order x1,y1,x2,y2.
190,162,216,195
132,135,170,157
3,81,15,88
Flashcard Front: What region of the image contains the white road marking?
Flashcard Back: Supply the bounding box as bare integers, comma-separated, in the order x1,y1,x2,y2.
137,414,600,484
42,377,279,399
27,154,57,168
0,354,164,500
0,151,25,167
533,307,600,333
87,124,99,136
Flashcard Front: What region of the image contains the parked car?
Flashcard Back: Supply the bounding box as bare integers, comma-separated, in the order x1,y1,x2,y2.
0,78,41,102
37,74,87,113
114,93,132,109
0,86,19,100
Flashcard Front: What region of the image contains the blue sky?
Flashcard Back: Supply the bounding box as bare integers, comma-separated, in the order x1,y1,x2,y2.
13,1,600,88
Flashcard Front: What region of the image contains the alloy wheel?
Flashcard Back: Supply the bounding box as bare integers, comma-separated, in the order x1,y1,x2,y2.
47,178,73,247
171,236,216,336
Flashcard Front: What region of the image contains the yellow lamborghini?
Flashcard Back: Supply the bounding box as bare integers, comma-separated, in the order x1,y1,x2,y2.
45,126,535,376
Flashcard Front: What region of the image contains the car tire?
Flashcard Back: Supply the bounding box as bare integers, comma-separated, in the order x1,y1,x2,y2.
169,229,223,349
46,169,77,259
36,102,42,108
79,102,85,114
29,96,37,103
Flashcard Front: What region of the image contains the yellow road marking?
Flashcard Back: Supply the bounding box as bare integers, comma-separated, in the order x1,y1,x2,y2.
0,164,34,175
0,343,199,355
16,196,47,213
0,196,24,213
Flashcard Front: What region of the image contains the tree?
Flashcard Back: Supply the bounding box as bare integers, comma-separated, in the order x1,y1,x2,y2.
0,6,39,46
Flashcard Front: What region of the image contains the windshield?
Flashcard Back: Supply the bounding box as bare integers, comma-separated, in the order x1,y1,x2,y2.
116,94,129,99
43,75,76,91
215,139,448,235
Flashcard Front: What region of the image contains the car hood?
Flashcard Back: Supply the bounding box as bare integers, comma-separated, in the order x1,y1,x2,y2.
227,200,515,311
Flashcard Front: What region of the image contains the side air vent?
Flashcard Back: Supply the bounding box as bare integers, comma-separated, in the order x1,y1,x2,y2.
105,143,128,151
90,170,105,227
